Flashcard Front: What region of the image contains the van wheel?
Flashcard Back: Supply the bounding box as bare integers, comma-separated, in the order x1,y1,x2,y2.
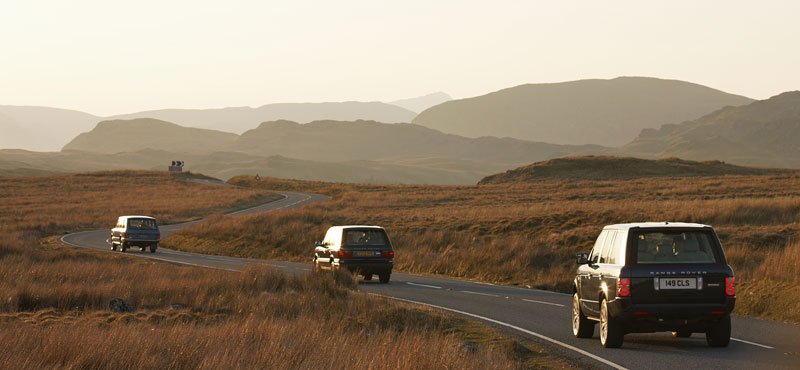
120,243,128,252
140,247,146,252
363,274,373,281
572,293,595,338
110,243,117,251
149,244,157,253
672,330,692,338
379,273,390,284
706,315,731,347
600,298,624,348
312,259,321,273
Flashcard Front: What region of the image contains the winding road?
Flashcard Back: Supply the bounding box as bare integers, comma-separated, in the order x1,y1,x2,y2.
61,191,800,370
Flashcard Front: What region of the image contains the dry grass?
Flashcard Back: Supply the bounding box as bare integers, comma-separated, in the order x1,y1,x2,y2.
0,170,278,236
166,174,800,323
0,171,561,369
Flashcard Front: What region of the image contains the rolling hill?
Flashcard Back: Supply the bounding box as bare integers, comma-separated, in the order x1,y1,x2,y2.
0,106,101,151
231,119,606,164
109,101,417,134
478,156,794,184
63,119,238,154
623,91,800,168
413,77,753,146
389,92,452,113
4,118,613,184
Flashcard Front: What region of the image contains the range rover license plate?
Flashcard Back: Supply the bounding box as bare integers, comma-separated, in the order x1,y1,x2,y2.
354,251,377,257
659,277,697,290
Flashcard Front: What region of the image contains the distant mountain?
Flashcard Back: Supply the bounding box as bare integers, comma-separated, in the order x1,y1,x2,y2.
413,77,754,147
63,119,238,154
478,156,793,184
109,101,417,134
5,117,615,184
389,92,452,113
623,91,800,168
231,119,606,164
0,106,101,151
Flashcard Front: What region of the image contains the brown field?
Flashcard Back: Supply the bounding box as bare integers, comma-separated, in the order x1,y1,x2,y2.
164,174,800,323
0,171,565,369
0,170,279,235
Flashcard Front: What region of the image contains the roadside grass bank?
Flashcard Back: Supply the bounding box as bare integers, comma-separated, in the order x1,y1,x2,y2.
0,171,562,369
164,174,800,323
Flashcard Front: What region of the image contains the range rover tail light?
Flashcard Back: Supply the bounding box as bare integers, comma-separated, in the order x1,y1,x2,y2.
381,250,395,259
618,278,631,297
725,276,735,296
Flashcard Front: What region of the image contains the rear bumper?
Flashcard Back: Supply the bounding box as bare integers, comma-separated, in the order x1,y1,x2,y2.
121,239,160,246
334,260,393,274
608,297,735,333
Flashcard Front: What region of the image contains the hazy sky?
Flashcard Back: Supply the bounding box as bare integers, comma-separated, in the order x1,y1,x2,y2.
1,1,798,116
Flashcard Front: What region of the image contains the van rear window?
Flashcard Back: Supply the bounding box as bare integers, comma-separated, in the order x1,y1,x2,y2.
128,218,158,230
635,230,717,264
343,229,388,247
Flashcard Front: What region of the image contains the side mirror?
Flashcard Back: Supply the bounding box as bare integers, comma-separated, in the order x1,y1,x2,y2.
576,253,590,265
315,241,324,247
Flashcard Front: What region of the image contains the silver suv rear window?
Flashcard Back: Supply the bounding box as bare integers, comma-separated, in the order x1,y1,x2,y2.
343,229,388,247
636,230,717,264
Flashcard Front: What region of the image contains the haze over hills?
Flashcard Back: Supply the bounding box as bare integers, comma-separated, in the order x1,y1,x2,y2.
478,156,794,184
413,77,754,147
47,118,608,183
624,91,800,168
231,119,604,163
1,99,423,151
0,106,101,151
63,119,239,154
389,92,452,113
109,101,418,134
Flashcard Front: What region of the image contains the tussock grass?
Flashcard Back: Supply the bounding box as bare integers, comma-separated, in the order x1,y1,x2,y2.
0,171,551,369
171,174,800,323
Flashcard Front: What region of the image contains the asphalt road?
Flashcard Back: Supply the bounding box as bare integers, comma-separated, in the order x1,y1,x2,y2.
61,191,800,370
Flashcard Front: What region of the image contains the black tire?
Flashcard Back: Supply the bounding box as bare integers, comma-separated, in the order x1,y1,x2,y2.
120,243,128,252
600,298,624,348
706,315,731,347
140,247,146,252
110,242,117,251
672,330,692,338
378,273,390,284
363,274,373,281
572,292,595,338
149,244,157,253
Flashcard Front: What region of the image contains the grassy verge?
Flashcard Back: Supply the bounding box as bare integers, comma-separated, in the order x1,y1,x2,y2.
164,174,800,323
0,171,567,369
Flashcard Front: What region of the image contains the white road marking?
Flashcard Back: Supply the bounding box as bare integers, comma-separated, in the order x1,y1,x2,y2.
461,290,500,298
731,337,775,349
374,295,628,370
406,282,442,289
523,299,566,307
472,281,495,286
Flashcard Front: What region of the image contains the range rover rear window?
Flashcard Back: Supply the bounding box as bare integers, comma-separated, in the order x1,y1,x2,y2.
635,230,717,264
343,229,389,247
